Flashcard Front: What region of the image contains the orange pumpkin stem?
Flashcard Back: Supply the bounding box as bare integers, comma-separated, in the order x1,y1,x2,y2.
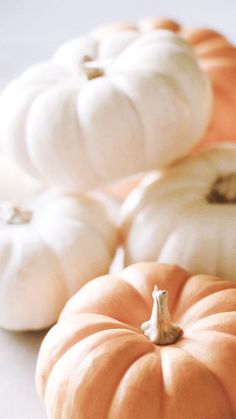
141,286,182,345
0,202,32,224
207,173,236,204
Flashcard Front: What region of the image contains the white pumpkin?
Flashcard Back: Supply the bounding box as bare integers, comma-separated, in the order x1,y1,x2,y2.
0,156,42,200
0,30,212,191
121,145,236,281
0,187,117,331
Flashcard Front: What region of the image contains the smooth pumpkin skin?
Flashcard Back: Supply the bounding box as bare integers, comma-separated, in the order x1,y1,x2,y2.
36,262,236,419
0,156,42,200
94,17,236,149
0,189,117,331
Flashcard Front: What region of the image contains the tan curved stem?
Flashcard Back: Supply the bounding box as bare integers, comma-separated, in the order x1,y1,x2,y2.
0,202,32,224
141,286,182,345
81,56,113,80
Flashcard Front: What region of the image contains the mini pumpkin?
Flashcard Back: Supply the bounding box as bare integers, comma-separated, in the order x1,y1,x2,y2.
94,17,236,149
121,145,236,280
0,156,42,201
0,30,211,191
0,186,116,331
36,262,236,419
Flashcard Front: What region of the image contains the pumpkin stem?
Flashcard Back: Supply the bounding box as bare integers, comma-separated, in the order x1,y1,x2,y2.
81,56,112,80
207,173,236,204
0,202,32,225
141,286,182,345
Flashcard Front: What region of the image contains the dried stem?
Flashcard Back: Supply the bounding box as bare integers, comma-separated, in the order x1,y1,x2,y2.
141,286,182,345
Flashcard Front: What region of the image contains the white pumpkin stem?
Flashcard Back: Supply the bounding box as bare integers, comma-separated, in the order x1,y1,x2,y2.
207,173,236,204
141,286,182,345
81,56,112,80
0,202,32,225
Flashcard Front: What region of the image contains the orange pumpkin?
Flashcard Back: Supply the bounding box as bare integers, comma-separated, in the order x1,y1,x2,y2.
36,263,236,419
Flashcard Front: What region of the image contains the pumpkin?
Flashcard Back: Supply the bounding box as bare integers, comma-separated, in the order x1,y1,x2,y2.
0,187,117,331
102,172,150,202
94,17,236,149
0,30,211,191
35,262,236,419
0,156,42,201
94,17,236,202
121,145,236,280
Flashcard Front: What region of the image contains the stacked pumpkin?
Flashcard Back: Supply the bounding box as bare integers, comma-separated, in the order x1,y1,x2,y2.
0,16,235,419
96,17,236,199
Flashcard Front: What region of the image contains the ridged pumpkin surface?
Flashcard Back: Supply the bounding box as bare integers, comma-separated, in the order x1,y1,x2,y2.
94,17,236,149
0,29,211,191
36,263,236,419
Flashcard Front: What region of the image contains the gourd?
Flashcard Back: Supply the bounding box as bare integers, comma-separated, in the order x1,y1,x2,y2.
0,156,42,201
121,145,236,281
94,17,236,201
0,185,117,331
36,262,236,419
94,17,236,149
0,30,211,191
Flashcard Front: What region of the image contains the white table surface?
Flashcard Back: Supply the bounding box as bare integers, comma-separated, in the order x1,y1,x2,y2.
0,1,235,418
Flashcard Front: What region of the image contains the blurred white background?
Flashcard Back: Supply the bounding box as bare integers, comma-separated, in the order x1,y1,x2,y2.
0,1,235,418
0,0,236,89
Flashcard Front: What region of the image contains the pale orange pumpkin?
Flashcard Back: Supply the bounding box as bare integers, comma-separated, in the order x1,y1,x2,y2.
36,263,236,419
